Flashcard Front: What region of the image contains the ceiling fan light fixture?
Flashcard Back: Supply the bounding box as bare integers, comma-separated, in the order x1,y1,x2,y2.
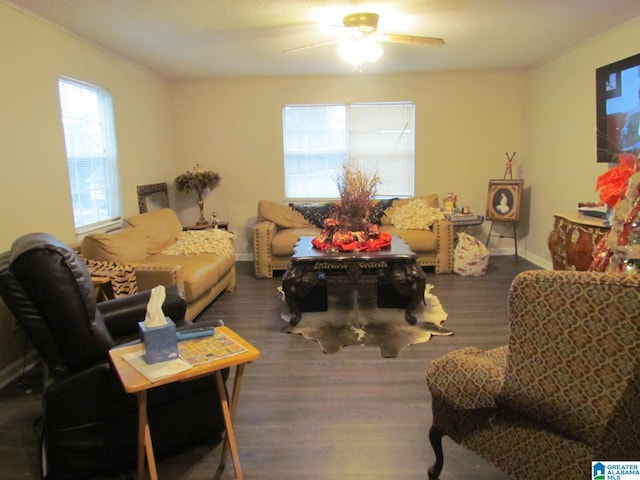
337,37,383,67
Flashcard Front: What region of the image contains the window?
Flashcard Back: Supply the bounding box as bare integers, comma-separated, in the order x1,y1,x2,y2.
58,77,120,232
283,102,415,199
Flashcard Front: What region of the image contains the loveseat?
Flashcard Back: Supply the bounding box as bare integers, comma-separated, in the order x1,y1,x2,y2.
425,270,640,479
81,208,236,321
253,195,453,278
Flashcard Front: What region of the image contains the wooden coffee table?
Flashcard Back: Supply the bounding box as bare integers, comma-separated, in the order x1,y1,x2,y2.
282,236,427,326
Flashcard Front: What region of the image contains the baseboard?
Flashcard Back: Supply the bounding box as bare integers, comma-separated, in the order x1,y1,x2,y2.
520,250,552,270
0,351,40,390
488,247,516,257
488,247,550,270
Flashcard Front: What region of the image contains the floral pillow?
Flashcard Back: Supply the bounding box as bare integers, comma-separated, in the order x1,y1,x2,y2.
391,198,445,230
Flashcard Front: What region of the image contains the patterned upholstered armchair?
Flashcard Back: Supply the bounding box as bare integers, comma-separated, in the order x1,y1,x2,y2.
426,270,640,480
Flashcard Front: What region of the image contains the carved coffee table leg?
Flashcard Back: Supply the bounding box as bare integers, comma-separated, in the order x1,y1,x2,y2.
404,262,426,325
385,262,426,325
282,264,304,325
282,263,319,326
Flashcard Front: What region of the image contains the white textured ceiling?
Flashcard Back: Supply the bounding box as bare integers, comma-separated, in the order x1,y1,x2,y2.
7,0,640,80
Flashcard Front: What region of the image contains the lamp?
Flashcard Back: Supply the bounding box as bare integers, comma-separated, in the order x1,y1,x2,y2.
337,37,383,68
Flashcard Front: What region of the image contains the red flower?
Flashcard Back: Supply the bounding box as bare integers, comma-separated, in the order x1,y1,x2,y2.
596,153,640,208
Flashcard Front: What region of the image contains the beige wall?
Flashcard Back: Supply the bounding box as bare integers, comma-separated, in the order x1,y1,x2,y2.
523,17,640,265
0,2,177,249
0,2,177,383
170,72,526,256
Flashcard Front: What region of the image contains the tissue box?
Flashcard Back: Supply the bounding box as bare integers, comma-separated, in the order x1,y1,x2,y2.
138,317,178,364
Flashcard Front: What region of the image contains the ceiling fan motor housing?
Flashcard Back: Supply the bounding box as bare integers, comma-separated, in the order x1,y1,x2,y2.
343,12,379,34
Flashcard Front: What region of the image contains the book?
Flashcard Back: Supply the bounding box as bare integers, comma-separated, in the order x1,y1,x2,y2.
178,330,248,366
122,351,192,383
578,203,608,219
445,213,484,223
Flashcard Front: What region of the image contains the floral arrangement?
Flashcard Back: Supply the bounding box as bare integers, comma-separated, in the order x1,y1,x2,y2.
312,161,391,252
335,160,381,227
174,164,221,226
596,153,640,208
591,153,640,272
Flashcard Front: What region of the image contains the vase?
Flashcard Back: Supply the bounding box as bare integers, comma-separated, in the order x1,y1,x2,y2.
196,197,208,226
339,214,366,233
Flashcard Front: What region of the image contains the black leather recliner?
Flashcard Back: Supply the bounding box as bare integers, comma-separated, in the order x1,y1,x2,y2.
0,232,228,479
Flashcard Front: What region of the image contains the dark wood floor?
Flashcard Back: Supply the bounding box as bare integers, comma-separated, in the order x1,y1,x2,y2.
0,255,539,479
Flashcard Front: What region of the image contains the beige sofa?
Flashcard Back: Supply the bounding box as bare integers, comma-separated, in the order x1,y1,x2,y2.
81,208,236,321
253,195,453,278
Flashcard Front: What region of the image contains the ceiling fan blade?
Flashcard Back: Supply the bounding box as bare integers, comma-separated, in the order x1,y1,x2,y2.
381,33,445,47
282,39,340,54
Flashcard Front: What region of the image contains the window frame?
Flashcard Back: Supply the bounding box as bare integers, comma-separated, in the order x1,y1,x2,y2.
282,101,415,201
57,76,121,234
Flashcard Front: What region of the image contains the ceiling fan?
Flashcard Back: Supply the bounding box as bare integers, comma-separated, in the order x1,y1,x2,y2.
283,12,445,67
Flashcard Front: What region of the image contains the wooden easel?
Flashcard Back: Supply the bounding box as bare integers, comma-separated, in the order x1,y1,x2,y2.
486,152,519,263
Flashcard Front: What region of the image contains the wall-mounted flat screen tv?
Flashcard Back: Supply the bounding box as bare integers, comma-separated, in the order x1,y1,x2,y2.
596,52,640,163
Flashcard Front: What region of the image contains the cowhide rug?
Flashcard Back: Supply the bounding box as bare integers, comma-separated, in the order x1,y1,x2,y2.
280,284,452,357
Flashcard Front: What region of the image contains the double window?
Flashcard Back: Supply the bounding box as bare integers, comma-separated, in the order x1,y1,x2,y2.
58,77,120,232
283,102,415,199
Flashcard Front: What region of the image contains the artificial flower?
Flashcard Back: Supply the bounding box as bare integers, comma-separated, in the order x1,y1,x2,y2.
596,153,640,208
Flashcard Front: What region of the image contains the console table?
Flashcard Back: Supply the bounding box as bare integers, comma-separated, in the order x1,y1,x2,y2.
548,212,609,271
282,236,426,326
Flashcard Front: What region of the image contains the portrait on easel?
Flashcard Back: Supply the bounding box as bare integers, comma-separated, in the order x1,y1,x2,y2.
486,179,523,222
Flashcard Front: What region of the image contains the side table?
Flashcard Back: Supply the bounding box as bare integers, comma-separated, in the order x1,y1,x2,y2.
109,326,260,480
548,212,609,270
444,213,485,233
183,221,229,231
91,275,114,302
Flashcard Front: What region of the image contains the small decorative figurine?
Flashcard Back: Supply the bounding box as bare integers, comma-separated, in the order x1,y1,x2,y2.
443,192,457,212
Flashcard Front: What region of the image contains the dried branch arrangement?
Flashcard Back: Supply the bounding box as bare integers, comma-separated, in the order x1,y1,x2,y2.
336,160,381,223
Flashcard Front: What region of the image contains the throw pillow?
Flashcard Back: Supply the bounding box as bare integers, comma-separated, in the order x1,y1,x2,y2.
123,208,183,254
81,228,148,264
258,200,312,228
289,203,338,228
161,230,236,258
381,194,439,225
391,198,445,230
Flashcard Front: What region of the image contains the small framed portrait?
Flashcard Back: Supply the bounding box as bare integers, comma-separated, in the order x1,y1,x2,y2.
486,179,523,222
605,71,622,99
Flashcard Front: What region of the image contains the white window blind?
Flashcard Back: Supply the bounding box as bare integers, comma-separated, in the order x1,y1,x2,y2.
283,102,415,199
58,77,120,232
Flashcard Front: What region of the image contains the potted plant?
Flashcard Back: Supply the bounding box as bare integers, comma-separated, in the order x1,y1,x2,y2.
174,165,221,226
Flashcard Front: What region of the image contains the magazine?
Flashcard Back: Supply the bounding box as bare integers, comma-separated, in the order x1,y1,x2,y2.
178,330,247,366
